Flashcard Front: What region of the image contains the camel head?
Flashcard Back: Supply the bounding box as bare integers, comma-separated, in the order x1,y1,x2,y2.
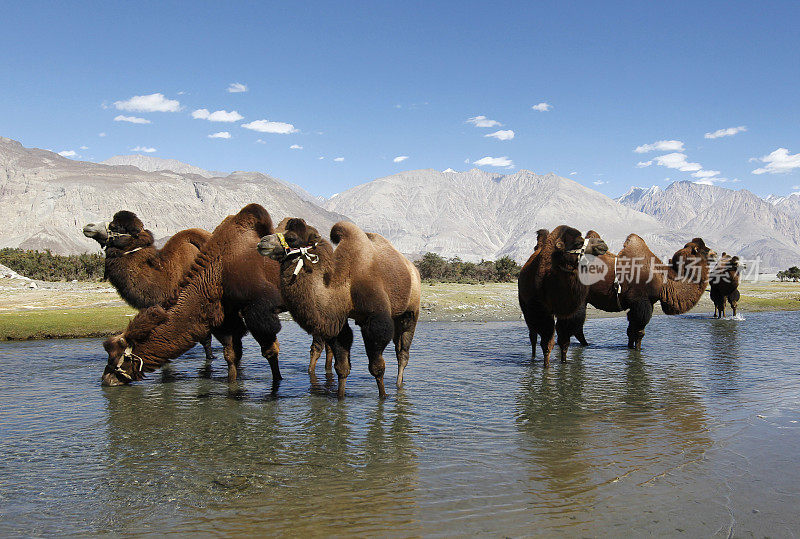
257,218,323,261
684,237,717,261
83,221,110,246
671,238,715,282
84,210,152,251
100,306,166,386
551,225,608,272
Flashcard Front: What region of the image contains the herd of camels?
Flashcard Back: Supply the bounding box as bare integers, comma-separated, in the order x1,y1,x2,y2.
83,203,741,398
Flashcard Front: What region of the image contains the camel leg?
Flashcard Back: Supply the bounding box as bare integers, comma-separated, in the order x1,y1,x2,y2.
519,299,538,360
393,310,418,388
329,322,354,399
729,291,740,317
325,343,334,373
555,317,573,363
626,300,653,350
361,313,394,399
213,332,238,383
309,334,325,374
201,333,214,362
242,301,282,384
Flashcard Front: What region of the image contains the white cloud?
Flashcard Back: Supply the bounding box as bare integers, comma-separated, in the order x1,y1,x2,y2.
634,140,685,153
114,93,180,113
485,130,514,141
208,131,231,139
256,139,266,144
114,115,151,124
318,156,325,160
705,126,747,139
532,102,552,112
290,144,303,149
241,119,298,134
227,82,248,93
691,169,720,178
464,158,470,164
80,146,89,150
466,115,502,128
653,152,702,172
393,155,409,163
98,132,107,137
793,185,800,190
334,157,344,162
192,109,243,122
751,148,800,175
569,171,577,175
58,150,77,158
131,146,156,153
593,179,607,185
636,160,653,168
473,156,514,168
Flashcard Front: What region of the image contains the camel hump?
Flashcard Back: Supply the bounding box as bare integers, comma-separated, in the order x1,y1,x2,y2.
330,221,368,245
237,203,274,236
622,233,646,249
173,228,211,250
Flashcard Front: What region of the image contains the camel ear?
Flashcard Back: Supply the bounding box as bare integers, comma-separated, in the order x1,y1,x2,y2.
103,335,127,354
555,239,565,251
691,245,699,255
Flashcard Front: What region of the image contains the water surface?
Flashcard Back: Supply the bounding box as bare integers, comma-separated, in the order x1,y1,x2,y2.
1,312,799,536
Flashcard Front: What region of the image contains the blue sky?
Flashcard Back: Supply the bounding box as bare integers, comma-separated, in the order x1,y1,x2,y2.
1,1,798,198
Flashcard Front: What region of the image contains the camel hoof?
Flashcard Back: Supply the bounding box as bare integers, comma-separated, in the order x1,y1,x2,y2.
337,378,346,399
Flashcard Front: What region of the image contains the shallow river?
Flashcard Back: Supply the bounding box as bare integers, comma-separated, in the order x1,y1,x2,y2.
1,311,799,536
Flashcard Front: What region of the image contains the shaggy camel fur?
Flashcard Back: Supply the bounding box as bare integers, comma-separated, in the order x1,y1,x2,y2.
83,211,216,361
101,204,282,386
518,225,609,367
275,217,333,374
710,253,741,318
258,218,421,398
616,235,713,349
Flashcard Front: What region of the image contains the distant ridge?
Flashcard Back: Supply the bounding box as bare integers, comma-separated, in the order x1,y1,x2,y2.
0,137,348,255
102,155,225,178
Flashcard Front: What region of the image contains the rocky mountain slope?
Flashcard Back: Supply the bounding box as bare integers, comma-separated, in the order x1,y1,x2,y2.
0,137,347,254
618,182,800,269
323,168,680,262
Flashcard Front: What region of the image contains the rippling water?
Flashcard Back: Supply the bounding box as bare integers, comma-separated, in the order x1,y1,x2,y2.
1,312,799,536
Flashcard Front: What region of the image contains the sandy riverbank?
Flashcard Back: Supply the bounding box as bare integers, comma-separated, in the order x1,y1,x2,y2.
2,276,799,340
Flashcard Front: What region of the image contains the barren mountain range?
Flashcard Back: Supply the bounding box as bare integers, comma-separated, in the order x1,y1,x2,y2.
0,137,346,254
2,136,798,269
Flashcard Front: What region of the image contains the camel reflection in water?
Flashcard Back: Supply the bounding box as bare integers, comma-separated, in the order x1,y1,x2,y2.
514,345,713,529
100,377,421,535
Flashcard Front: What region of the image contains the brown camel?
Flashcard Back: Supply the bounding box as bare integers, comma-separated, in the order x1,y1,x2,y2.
710,252,741,318
517,225,609,367
83,211,216,361
557,230,624,346
257,218,421,399
101,204,282,387
274,218,334,374
616,235,714,349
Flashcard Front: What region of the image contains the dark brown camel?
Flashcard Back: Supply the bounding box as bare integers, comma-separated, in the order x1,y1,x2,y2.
710,252,741,318
274,217,334,374
616,235,714,349
83,211,216,361
257,218,421,398
101,204,283,386
557,230,625,346
517,225,609,367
